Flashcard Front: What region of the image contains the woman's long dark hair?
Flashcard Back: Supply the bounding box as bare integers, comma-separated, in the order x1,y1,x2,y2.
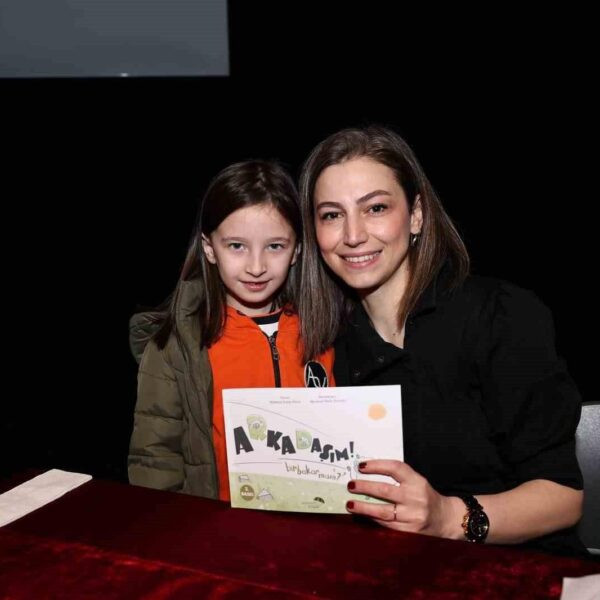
153,159,302,349
298,126,470,360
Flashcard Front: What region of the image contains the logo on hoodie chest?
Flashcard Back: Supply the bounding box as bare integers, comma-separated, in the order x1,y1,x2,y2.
304,361,329,387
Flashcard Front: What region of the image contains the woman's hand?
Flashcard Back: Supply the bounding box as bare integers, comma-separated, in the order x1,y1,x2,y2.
346,460,464,540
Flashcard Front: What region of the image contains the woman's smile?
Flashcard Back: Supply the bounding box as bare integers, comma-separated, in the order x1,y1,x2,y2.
341,250,382,267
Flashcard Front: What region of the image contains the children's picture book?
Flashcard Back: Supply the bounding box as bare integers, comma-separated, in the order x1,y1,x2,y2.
223,385,402,513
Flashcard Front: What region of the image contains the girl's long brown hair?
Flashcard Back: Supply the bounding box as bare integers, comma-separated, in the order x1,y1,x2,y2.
153,159,302,349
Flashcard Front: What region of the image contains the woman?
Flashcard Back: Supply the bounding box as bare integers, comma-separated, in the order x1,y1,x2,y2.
298,126,585,554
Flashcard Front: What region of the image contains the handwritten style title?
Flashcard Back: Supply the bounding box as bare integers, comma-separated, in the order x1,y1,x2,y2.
233,414,354,463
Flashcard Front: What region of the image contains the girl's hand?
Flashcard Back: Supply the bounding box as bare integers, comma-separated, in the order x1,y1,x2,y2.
346,460,465,540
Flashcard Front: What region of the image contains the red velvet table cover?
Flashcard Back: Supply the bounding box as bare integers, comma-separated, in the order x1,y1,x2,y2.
1,477,598,599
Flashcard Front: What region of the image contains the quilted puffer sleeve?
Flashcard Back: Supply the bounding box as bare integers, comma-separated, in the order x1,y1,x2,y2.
128,333,185,492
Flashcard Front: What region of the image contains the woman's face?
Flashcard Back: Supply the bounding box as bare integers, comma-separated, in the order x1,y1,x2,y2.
314,157,422,297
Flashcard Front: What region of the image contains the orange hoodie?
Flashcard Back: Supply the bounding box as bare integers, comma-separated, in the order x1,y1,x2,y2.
208,306,335,501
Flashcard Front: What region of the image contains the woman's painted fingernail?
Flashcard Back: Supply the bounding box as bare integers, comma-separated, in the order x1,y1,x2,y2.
346,501,355,510
347,481,356,490
358,461,367,469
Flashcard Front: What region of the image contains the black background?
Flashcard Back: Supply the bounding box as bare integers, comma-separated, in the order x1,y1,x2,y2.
2,3,593,480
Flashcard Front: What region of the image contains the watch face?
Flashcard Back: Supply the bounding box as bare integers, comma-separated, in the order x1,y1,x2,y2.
468,510,490,540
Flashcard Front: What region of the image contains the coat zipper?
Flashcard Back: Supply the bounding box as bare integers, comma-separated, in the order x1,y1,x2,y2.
266,331,281,387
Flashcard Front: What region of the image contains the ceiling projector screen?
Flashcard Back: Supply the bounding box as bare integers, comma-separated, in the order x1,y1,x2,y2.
0,0,229,77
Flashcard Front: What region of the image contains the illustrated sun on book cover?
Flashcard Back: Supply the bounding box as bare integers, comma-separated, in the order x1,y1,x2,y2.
223,385,402,513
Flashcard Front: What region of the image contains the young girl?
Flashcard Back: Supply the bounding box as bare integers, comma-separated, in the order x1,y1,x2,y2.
128,160,335,501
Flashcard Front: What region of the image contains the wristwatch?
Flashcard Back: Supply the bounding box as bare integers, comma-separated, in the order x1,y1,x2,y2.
458,494,489,543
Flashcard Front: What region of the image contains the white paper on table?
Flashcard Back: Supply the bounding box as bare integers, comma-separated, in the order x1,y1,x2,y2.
223,385,402,513
0,469,92,527
560,574,600,600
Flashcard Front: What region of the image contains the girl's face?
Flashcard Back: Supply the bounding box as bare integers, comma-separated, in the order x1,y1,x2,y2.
314,157,422,299
202,203,299,316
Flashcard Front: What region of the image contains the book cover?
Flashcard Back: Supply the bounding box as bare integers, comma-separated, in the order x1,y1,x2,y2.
223,385,402,513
